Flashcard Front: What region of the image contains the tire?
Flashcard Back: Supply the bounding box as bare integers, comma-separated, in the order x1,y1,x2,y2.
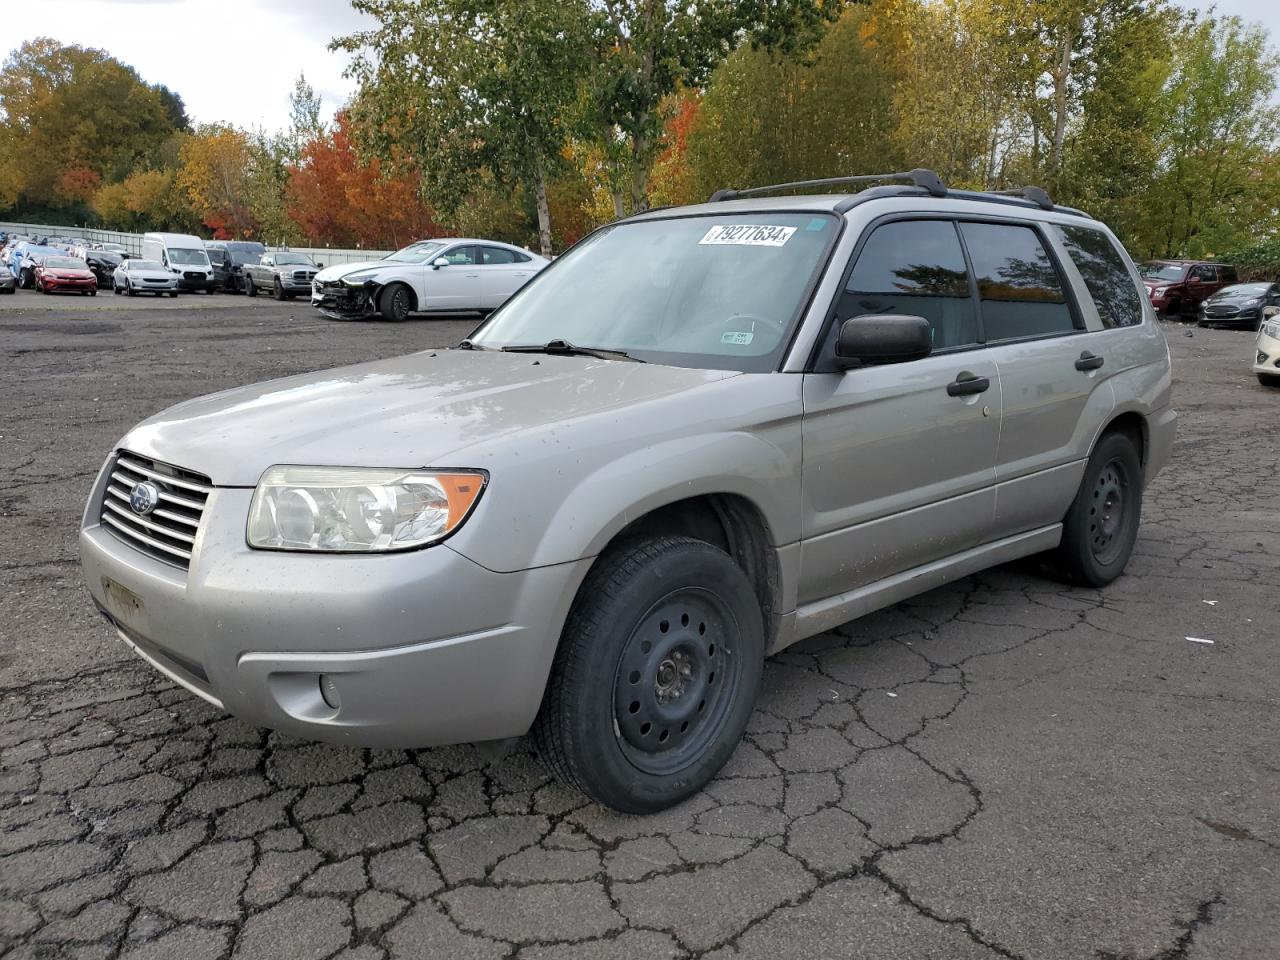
533,536,765,813
112,282,120,295
1046,431,1143,587
126,281,136,297
19,268,33,289
379,283,412,322
89,289,96,296
273,278,286,300
245,276,257,298
1258,373,1280,387
169,291,178,298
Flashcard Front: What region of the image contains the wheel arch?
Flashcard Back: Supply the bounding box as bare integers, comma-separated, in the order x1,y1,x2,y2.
1097,409,1148,467
379,279,418,312
574,492,783,652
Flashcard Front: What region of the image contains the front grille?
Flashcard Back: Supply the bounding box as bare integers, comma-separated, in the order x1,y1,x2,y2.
1205,305,1240,317
292,270,317,282
100,452,211,570
183,271,203,280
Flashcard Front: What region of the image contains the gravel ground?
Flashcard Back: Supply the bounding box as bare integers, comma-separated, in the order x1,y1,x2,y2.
1,289,1277,959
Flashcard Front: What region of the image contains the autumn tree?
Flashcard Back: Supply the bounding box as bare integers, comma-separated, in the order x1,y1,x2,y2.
286,111,438,249
177,125,255,238
0,39,182,216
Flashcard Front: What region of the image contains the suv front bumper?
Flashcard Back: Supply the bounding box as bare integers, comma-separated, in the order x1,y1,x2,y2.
79,473,589,748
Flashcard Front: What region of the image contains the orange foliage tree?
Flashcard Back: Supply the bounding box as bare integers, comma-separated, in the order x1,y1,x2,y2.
286,111,438,249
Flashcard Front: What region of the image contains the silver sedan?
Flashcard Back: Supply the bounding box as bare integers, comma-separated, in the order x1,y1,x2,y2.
113,259,178,297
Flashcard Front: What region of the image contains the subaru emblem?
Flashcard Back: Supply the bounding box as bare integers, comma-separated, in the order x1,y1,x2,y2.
129,481,160,516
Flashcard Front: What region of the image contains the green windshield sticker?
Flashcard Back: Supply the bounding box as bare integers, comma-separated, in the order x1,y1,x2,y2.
806,218,828,231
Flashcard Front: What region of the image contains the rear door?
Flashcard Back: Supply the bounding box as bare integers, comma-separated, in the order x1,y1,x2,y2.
799,218,1001,603
475,245,530,308
969,220,1114,537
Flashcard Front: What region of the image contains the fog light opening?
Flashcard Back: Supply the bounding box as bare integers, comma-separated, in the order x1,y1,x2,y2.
319,674,341,710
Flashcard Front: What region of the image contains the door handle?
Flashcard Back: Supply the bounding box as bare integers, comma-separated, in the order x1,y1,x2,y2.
1075,351,1105,371
946,371,990,397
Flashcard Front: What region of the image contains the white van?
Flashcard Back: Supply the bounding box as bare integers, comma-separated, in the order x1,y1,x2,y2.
141,233,215,293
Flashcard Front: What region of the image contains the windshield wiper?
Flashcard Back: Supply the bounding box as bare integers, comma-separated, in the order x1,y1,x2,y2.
501,339,645,362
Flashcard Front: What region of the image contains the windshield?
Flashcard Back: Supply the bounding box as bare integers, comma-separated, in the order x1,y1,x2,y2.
1213,283,1270,298
129,260,163,271
472,214,838,371
385,240,446,264
274,252,315,265
169,247,210,266
46,257,84,269
1140,262,1186,281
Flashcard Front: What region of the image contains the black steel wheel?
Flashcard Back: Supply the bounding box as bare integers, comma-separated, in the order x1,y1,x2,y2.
612,589,744,776
534,535,764,813
273,277,285,300
1046,431,1143,587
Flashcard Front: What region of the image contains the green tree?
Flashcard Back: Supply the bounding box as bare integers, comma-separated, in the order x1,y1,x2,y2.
1141,15,1280,257
337,0,590,256
581,0,838,213
688,6,899,197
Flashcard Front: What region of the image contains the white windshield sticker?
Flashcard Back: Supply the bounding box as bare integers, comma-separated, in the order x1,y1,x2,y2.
721,331,754,345
700,224,796,247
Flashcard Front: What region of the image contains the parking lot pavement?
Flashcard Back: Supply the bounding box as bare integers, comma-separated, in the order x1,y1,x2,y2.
1,300,1277,960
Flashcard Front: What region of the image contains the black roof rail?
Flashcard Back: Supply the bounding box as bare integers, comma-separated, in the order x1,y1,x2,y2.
990,186,1054,211
709,168,947,203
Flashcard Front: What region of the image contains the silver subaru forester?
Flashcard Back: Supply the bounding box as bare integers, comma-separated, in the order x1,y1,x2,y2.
80,170,1175,813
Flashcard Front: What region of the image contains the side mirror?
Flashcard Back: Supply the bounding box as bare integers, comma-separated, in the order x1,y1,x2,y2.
835,315,933,367
432,257,450,269
315,262,324,269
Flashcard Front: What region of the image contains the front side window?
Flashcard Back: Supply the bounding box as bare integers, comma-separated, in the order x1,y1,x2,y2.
441,246,477,266
1053,224,1143,328
959,222,1074,341
841,220,978,350
472,213,839,371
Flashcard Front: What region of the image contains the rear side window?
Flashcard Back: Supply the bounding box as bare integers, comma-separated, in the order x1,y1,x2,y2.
842,220,979,350
1218,265,1238,282
1053,224,1143,328
481,246,518,265
959,222,1075,341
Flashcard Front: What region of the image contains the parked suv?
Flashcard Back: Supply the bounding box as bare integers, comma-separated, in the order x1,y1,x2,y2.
79,170,1175,813
1140,259,1236,318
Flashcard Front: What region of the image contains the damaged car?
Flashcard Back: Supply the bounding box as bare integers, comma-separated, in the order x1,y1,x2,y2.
310,238,547,322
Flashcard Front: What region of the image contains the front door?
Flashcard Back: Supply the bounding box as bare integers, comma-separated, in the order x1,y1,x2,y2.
799,218,1001,605
422,245,481,310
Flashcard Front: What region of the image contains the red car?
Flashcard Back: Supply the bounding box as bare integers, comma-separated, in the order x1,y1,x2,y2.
1139,260,1235,318
35,256,98,295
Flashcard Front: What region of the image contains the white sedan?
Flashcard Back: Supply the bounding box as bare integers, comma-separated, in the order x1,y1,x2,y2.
310,238,548,322
112,259,179,297
1255,309,1280,387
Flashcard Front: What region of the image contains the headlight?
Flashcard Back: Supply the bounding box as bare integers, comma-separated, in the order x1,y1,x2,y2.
341,271,379,284
1263,319,1280,340
247,466,487,552
1153,286,1167,297
1241,298,1262,307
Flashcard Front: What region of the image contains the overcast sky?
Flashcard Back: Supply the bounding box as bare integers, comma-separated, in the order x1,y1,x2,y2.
3,0,1278,134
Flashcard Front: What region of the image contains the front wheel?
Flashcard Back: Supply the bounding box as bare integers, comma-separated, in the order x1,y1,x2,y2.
1258,373,1280,388
1046,431,1143,587
533,536,764,813
379,283,412,322
245,276,257,297
273,278,286,301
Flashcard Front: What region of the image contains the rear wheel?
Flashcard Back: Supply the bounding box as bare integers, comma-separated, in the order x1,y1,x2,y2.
245,276,257,298
533,536,764,813
1046,431,1143,587
379,283,412,322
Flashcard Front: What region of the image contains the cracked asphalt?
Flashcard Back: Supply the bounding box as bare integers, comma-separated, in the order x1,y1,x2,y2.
2,290,1278,959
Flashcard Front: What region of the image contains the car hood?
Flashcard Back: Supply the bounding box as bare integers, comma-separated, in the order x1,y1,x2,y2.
314,260,395,283
121,350,740,486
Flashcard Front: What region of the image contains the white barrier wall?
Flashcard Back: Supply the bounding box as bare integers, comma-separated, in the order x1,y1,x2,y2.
0,221,392,266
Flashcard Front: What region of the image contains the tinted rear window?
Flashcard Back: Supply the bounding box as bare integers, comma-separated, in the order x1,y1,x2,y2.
959,222,1075,341
1053,225,1143,328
